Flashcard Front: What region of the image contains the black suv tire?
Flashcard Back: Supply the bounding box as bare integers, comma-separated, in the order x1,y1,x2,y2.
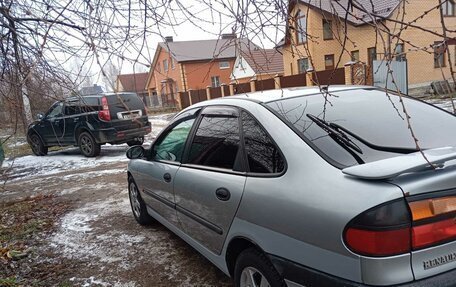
78,132,101,157
127,136,144,147
29,133,48,156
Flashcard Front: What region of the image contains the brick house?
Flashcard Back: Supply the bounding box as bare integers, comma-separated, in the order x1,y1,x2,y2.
115,72,149,105
146,35,256,107
230,48,284,83
282,0,456,89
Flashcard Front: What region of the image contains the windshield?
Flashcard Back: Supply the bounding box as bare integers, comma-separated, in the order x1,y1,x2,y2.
266,89,456,167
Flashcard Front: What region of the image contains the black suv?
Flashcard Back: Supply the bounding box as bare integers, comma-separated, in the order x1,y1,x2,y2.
27,93,151,157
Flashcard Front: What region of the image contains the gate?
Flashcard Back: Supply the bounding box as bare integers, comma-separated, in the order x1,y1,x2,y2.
373,60,408,94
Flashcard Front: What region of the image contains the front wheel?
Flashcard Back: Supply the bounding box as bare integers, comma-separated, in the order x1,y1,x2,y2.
78,132,100,157
29,134,48,156
128,178,154,225
234,248,286,287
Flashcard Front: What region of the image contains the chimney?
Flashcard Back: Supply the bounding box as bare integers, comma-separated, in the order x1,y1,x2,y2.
165,36,173,42
221,33,237,39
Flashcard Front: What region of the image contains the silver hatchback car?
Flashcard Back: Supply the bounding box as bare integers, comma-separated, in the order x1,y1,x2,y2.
126,86,456,287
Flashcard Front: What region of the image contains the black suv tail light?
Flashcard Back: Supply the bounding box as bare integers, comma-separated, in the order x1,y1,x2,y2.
98,96,111,121
344,199,412,257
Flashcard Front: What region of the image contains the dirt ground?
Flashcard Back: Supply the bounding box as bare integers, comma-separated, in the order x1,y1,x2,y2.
0,114,233,287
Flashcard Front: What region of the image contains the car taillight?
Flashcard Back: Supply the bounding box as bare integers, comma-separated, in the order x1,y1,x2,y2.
344,199,412,257
98,96,111,121
409,195,456,250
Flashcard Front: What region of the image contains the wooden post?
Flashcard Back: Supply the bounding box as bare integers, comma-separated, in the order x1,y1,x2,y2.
206,86,211,100
250,77,257,92
274,74,281,89
188,89,193,105
229,82,235,96
221,84,226,97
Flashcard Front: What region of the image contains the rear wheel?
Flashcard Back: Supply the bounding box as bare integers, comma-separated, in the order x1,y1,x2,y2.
127,137,144,147
234,248,286,287
78,132,100,157
29,134,48,156
128,178,153,225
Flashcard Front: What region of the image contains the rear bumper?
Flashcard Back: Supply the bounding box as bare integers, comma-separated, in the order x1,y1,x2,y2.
269,254,456,287
95,122,151,144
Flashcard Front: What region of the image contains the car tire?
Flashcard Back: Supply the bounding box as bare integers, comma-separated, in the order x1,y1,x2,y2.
29,133,48,156
127,137,144,147
78,131,101,157
234,248,286,287
128,177,154,225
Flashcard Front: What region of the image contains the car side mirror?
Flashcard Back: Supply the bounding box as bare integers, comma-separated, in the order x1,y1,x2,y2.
126,145,145,159
37,113,44,120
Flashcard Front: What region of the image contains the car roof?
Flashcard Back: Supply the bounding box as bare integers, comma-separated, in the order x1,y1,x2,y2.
218,85,376,104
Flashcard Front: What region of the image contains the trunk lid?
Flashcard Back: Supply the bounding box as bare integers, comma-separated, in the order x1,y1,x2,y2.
343,147,456,281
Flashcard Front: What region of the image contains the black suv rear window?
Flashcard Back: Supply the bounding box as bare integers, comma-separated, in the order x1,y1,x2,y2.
266,89,456,167
106,93,145,114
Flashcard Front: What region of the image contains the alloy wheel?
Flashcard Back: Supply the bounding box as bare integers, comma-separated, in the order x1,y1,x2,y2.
240,267,271,287
129,182,141,218
80,135,93,155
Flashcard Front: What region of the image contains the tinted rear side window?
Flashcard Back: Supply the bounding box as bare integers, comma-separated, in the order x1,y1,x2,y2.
266,89,456,167
241,112,285,174
188,116,242,171
106,93,145,114
80,97,100,113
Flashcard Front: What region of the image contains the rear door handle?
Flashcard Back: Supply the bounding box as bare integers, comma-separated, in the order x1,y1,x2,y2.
215,188,231,201
163,173,172,183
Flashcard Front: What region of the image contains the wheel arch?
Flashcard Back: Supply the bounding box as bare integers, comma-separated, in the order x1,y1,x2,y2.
225,236,264,278
75,126,94,144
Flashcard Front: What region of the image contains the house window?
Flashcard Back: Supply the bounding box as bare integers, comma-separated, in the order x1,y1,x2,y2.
442,0,455,16
171,58,175,69
219,61,230,69
323,20,333,40
351,50,360,62
157,63,161,73
298,58,309,74
368,47,377,65
395,44,406,61
211,76,220,87
296,10,307,44
325,54,335,70
163,59,169,72
434,42,446,68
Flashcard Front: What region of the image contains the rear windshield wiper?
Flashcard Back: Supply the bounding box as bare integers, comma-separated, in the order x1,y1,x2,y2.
307,113,418,155
306,114,364,164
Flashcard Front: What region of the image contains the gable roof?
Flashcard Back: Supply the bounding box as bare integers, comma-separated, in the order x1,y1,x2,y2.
240,49,284,75
158,38,257,62
297,0,401,26
117,72,148,92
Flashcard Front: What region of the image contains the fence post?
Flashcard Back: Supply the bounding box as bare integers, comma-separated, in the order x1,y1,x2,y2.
306,68,314,86
188,89,193,105
229,82,235,96
250,77,257,92
221,84,226,97
206,86,211,100
274,74,281,89
344,61,355,85
176,92,183,110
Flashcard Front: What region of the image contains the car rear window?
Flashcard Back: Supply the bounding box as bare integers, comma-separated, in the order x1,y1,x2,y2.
266,89,456,167
106,93,145,114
